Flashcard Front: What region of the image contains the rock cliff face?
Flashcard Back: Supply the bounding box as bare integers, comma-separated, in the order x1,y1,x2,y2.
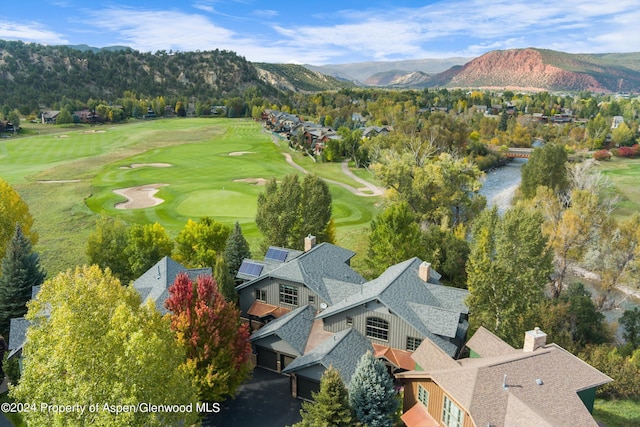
364,70,431,87
437,48,640,92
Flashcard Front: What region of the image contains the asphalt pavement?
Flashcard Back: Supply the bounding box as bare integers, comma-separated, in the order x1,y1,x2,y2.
203,367,302,427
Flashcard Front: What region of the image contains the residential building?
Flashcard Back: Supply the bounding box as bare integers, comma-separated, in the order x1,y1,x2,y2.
397,327,612,427
236,238,469,399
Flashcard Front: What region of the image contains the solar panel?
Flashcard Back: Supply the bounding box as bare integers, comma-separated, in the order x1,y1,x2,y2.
265,247,288,262
239,260,264,277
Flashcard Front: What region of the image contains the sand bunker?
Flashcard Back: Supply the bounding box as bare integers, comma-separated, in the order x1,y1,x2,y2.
229,151,255,156
57,135,70,138
233,178,269,185
119,163,172,169
81,130,106,134
113,183,168,209
38,179,82,184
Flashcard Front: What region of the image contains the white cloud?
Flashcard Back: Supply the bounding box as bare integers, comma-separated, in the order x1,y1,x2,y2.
0,21,68,45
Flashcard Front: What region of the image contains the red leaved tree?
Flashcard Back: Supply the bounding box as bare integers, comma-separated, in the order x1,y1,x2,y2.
165,272,252,402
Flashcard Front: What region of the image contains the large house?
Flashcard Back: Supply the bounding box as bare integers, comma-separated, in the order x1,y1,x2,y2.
236,237,469,399
397,326,612,427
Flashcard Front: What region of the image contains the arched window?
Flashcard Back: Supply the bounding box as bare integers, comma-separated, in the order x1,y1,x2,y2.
366,317,389,341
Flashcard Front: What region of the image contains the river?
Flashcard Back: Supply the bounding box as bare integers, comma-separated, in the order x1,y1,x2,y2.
477,158,638,341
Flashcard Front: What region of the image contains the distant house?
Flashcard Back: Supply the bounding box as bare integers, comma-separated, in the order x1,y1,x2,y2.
397,327,612,427
133,256,211,315
611,115,625,130
41,110,60,124
361,125,393,139
237,237,469,400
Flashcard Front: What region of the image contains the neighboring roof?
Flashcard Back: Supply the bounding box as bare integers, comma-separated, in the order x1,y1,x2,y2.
133,256,211,314
317,258,469,356
7,317,30,359
410,336,460,372
465,326,518,358
237,243,366,305
282,328,373,386
372,343,416,371
250,304,316,355
397,329,612,427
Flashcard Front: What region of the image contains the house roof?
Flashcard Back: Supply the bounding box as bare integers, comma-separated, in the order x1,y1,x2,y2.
132,256,211,314
282,328,373,386
237,243,366,305
397,329,612,427
401,403,439,427
372,343,416,371
465,326,518,358
246,301,291,319
7,317,30,359
317,258,469,356
250,304,316,355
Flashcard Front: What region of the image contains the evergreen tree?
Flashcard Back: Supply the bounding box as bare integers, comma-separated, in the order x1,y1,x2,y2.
0,224,46,336
295,366,354,427
498,111,509,131
223,222,251,281
349,352,399,427
214,255,237,303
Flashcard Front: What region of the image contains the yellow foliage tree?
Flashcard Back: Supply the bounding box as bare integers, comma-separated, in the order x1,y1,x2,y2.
0,178,37,260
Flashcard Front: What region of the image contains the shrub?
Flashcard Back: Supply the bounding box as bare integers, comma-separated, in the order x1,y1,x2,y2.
593,150,611,161
611,144,639,158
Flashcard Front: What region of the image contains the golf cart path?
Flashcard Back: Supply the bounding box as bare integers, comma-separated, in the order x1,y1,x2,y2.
281,153,383,197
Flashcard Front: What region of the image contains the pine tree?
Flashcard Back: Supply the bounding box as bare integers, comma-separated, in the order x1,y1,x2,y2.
214,255,237,303
349,351,399,427
0,224,46,336
223,222,251,281
295,366,354,427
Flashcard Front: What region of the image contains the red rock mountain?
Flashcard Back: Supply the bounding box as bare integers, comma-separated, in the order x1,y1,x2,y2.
432,48,640,92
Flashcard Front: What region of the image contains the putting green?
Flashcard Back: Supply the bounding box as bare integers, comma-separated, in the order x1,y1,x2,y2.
176,189,257,218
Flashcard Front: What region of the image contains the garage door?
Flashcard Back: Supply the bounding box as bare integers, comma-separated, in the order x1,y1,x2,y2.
256,347,278,371
296,376,320,401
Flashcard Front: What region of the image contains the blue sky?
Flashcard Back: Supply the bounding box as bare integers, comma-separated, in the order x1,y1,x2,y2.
2,0,639,65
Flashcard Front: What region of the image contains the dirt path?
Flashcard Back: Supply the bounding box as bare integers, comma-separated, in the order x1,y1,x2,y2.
281,153,382,197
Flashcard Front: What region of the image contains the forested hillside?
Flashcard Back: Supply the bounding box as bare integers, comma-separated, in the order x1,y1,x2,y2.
0,40,280,113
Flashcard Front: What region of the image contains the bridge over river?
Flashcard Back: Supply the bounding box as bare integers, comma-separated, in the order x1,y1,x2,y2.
489,146,534,158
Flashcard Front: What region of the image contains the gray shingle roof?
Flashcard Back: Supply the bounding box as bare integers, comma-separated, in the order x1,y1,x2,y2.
133,256,211,314
237,243,366,305
250,304,316,355
7,317,30,359
282,328,373,386
317,258,469,356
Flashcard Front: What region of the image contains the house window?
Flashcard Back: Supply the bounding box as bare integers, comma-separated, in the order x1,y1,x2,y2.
418,384,429,408
442,395,463,427
279,284,298,306
308,295,315,305
366,317,389,341
346,316,353,326
406,337,423,352
255,289,266,302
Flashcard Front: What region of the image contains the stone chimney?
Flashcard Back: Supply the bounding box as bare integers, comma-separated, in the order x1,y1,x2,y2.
523,327,547,352
304,235,317,252
418,261,431,282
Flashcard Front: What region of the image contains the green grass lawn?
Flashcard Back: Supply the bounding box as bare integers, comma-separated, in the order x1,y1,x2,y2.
600,157,640,219
1,118,381,275
594,399,640,427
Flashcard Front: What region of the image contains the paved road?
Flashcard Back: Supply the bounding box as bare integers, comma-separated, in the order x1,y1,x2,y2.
202,367,302,427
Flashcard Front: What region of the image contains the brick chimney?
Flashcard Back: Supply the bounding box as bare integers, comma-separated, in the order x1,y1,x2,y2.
523,327,547,352
304,235,317,252
418,261,431,282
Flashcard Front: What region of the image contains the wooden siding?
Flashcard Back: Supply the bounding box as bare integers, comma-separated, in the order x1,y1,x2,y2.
322,302,424,351
238,277,328,316
403,378,474,427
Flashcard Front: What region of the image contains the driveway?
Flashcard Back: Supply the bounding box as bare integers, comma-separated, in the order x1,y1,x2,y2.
202,367,302,427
